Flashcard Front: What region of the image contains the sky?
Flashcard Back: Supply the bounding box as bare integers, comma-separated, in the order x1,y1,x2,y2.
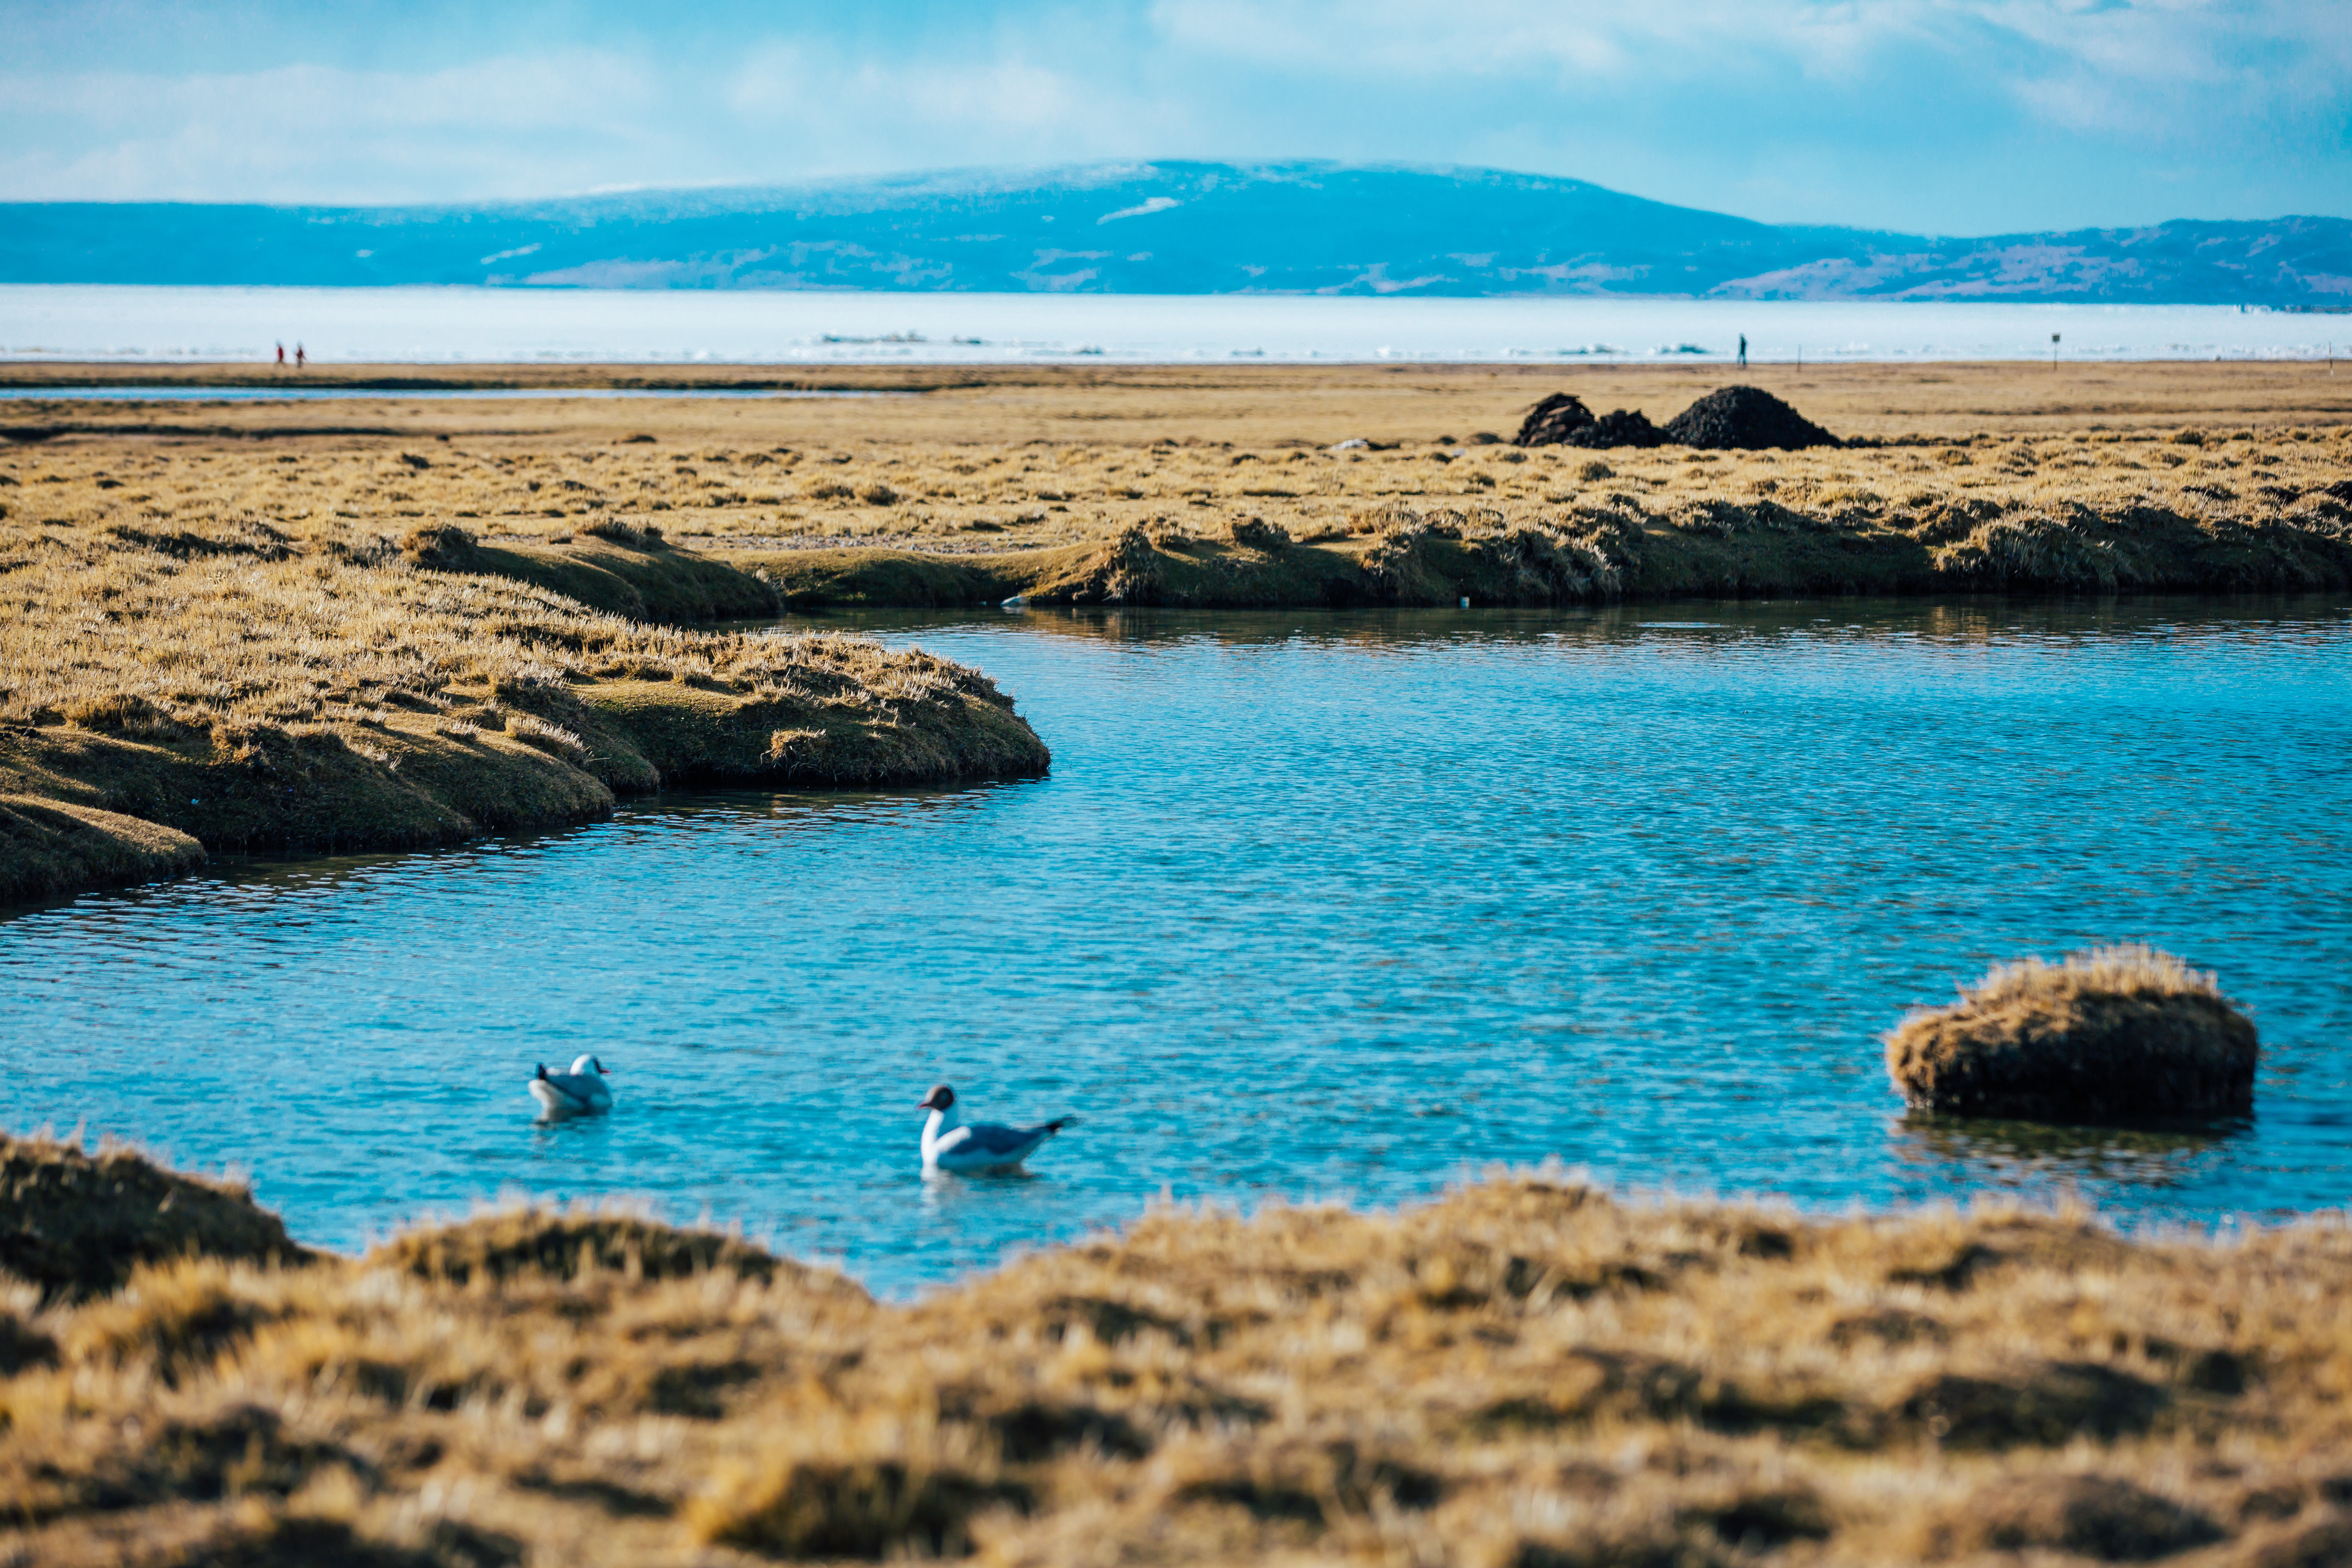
0,0,2345,234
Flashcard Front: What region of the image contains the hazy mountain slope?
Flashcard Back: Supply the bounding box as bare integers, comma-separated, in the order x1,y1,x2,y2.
3,162,2345,304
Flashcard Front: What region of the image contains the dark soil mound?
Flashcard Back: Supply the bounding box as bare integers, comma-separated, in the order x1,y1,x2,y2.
1514,394,1667,449
1662,386,1839,450
1513,393,1595,446
1580,409,1667,449
0,1134,313,1302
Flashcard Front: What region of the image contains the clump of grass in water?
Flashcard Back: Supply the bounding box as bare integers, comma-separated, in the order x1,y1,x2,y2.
1886,943,2258,1122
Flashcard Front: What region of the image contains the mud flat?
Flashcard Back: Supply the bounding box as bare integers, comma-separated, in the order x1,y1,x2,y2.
5,1131,2352,1568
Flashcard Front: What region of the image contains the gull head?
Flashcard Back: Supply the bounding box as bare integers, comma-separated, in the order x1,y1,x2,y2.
918,1084,955,1113
570,1054,608,1077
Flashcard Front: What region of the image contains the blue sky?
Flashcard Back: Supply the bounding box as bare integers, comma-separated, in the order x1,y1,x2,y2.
1,1,2344,233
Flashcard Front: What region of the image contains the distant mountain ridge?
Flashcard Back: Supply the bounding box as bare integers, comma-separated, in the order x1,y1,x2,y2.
4,161,2346,305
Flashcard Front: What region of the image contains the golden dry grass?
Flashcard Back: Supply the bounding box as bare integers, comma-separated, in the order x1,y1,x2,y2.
5,1133,2352,1568
1887,945,2262,1124
4,363,2347,903
0,434,1052,905
5,359,2350,442
6,395,2349,613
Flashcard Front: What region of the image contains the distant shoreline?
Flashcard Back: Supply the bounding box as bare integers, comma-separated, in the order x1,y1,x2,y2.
7,285,2349,370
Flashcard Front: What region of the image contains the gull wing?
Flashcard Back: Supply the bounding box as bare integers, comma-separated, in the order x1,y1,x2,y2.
958,1122,1045,1157
541,1074,595,1106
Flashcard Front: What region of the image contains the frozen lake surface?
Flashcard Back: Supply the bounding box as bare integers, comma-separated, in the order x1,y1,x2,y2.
2,284,2342,367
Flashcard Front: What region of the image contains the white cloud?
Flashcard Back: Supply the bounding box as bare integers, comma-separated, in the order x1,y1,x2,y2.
1147,0,2352,137
1098,196,1181,222
719,41,1195,169
0,1,2340,226
0,50,680,201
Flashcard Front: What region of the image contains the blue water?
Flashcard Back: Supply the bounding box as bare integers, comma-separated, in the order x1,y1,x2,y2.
5,598,2349,1295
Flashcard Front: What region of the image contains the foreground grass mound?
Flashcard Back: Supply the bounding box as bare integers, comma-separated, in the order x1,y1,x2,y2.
7,1139,2352,1566
0,1133,312,1302
1888,944,2260,1122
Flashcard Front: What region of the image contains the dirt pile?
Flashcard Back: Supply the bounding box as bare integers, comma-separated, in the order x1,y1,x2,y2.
1664,385,1840,449
1886,944,2259,1121
1513,393,1596,445
1511,394,1667,449
0,1133,313,1302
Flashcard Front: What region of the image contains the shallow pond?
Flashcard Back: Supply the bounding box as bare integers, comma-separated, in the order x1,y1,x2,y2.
5,598,2349,1294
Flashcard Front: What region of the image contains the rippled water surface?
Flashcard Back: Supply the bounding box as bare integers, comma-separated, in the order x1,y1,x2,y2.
6,599,2350,1294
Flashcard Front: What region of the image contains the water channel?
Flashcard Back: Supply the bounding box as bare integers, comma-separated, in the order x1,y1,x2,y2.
5,597,2347,1295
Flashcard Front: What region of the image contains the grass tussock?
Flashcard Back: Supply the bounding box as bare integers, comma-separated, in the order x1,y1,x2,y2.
1888,944,2260,1122
373,1207,858,1295
0,1132,313,1303
0,793,205,906
8,1135,2352,1566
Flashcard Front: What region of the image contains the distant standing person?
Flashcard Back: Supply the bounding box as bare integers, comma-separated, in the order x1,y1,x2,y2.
275,342,284,366
1738,334,1747,369
295,344,306,368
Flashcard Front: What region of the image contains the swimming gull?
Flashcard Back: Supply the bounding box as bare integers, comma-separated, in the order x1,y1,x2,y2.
918,1083,1075,1174
529,1054,613,1119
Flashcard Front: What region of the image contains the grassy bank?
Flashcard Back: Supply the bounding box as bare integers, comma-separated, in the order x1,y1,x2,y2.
7,408,2347,623
5,1134,2352,1567
661,423,2352,607
0,495,1048,906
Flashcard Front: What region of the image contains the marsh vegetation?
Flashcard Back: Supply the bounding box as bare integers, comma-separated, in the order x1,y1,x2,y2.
0,433,1052,904
3,361,2343,902
5,1134,2352,1568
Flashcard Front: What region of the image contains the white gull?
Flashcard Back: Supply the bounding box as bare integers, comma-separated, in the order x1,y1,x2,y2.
918,1083,1075,1174
529,1054,613,1119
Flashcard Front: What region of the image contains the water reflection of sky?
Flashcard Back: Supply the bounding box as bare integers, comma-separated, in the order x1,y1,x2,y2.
3,595,2348,1295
